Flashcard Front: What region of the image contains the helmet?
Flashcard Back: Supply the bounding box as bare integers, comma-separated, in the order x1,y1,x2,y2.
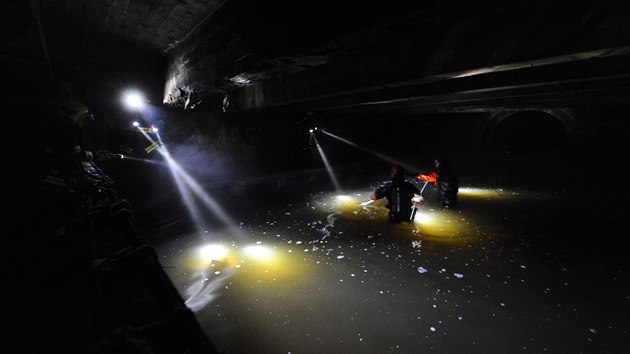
390,164,404,176
55,100,94,126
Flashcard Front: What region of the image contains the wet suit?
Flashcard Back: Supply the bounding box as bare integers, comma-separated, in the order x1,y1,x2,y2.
372,174,420,223
417,158,459,209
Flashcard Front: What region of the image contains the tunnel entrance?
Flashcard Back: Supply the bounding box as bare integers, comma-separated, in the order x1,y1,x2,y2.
488,111,568,153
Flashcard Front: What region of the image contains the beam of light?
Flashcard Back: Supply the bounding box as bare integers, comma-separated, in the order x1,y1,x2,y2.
117,155,167,165
320,129,415,172
167,156,207,231
311,132,342,192
167,157,243,233
135,127,207,231
162,151,205,229
137,127,245,238
154,129,166,147
320,130,359,148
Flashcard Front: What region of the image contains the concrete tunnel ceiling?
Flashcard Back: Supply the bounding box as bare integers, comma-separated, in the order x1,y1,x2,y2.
162,0,630,115
4,0,630,117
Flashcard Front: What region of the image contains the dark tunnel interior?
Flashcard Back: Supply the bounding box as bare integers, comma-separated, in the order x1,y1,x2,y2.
3,1,630,353
487,111,569,153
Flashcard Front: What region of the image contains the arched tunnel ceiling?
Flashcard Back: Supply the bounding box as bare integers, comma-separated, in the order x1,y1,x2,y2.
2,0,227,102
162,0,630,115
3,0,630,115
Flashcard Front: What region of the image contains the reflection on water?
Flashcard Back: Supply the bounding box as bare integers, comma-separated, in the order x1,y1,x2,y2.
163,188,512,310
458,187,512,199
154,185,629,354
325,189,490,247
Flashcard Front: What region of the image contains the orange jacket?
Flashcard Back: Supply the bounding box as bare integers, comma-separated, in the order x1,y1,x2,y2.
417,172,438,185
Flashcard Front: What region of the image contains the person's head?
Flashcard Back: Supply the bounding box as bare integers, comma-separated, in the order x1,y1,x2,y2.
390,164,404,177
434,155,448,168
55,100,94,128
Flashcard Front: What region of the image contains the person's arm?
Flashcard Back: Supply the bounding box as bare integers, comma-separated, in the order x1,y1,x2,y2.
417,171,438,184
371,183,390,200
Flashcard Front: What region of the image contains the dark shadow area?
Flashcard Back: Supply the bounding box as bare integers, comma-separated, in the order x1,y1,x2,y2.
5,102,219,353
489,111,568,153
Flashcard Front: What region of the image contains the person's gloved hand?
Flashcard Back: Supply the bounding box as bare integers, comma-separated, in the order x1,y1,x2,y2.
370,194,379,201
411,194,424,204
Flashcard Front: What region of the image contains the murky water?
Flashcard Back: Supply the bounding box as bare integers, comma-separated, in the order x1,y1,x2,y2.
151,174,629,353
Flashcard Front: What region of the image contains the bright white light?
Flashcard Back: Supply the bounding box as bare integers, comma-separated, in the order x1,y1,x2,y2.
132,121,140,127
199,244,229,263
124,91,145,109
413,212,433,224
243,245,273,261
336,195,352,201
151,126,159,132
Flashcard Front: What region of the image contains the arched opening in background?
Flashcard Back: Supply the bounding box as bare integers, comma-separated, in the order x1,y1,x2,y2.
487,110,568,153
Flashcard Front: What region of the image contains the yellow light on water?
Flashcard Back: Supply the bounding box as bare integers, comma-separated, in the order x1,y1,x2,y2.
458,187,505,198
199,244,229,263
412,212,433,224
335,195,362,206
243,245,273,261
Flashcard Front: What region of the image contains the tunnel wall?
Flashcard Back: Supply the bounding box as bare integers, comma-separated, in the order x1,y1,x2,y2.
148,104,628,182
163,0,630,111
483,110,573,153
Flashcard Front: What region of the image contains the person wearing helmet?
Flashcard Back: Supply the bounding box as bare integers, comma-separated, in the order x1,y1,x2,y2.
9,100,221,353
45,100,117,162
55,100,94,127
371,164,421,222
416,155,459,209
47,100,99,161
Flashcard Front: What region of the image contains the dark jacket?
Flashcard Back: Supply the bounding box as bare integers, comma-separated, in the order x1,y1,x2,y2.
372,174,420,222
